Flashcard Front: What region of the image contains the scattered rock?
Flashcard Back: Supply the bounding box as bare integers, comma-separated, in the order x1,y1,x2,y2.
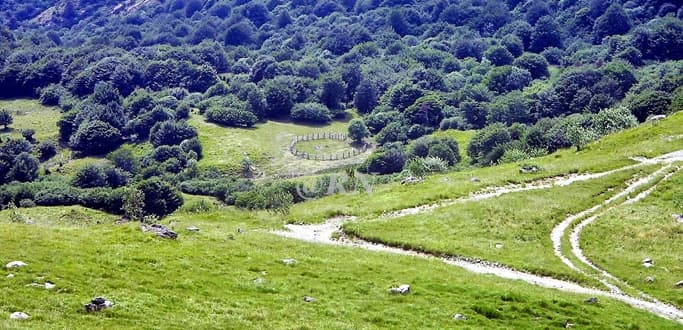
644,276,655,283
9,312,30,320
494,243,503,249
303,296,317,303
519,165,540,174
44,282,56,290
675,280,683,288
647,114,667,122
141,224,178,239
5,261,27,269
642,258,654,268
114,217,131,225
470,177,481,183
281,258,297,266
564,320,574,328
237,228,245,234
672,214,683,223
6,274,15,278
186,226,200,232
401,176,422,185
253,278,265,285
84,297,114,313
453,313,467,321
389,284,411,295
584,297,598,304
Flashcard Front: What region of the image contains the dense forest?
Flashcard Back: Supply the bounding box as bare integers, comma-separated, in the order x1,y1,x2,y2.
0,0,681,217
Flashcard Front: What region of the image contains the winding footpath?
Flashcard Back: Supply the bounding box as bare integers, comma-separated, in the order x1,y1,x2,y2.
273,150,683,324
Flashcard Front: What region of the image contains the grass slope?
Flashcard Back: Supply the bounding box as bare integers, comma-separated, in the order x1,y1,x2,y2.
190,115,370,177
0,209,679,329
0,99,60,142
286,112,683,223
344,166,657,282
581,171,683,307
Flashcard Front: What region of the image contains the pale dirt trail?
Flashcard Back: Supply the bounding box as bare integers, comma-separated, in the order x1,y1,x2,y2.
273,150,683,323
273,216,683,323
552,150,683,302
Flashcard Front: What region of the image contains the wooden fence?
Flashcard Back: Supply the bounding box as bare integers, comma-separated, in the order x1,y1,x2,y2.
290,132,368,161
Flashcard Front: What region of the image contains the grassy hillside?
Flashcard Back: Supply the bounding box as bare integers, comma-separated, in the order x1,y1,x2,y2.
286,112,683,223
0,99,60,142
581,171,683,307
0,208,680,329
191,114,371,177
344,166,658,282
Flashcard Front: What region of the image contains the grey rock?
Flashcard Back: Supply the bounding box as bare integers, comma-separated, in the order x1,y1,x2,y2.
281,258,297,266
453,313,467,321
5,261,27,269
9,312,30,320
672,214,683,223
85,297,114,313
141,224,178,239
494,243,504,249
389,284,410,295
303,296,317,303
584,297,598,304
675,280,683,288
253,278,265,285
644,276,655,283
186,226,200,232
470,177,481,183
6,273,14,278
642,258,654,268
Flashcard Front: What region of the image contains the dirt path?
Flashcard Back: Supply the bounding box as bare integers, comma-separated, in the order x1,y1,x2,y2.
273,150,683,323
273,215,683,323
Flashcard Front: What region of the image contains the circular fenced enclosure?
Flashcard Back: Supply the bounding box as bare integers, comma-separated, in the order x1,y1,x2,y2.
290,132,369,161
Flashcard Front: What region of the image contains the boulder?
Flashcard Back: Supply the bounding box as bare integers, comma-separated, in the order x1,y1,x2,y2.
303,296,317,303
390,284,410,295
186,226,200,232
644,276,655,283
9,312,30,320
281,258,297,266
5,261,27,269
141,224,178,239
519,165,539,174
84,297,114,313
675,280,683,288
642,258,653,268
453,313,467,321
584,297,598,304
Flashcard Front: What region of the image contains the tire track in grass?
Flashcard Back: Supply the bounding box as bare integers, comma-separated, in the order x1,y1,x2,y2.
274,149,683,323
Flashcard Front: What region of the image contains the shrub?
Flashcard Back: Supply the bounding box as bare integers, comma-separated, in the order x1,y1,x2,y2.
290,103,332,123
37,140,57,161
205,107,258,127
69,120,122,155
149,120,197,146
136,178,184,218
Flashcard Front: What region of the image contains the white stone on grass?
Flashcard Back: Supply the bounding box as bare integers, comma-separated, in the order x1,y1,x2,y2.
5,261,27,269
10,312,30,320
